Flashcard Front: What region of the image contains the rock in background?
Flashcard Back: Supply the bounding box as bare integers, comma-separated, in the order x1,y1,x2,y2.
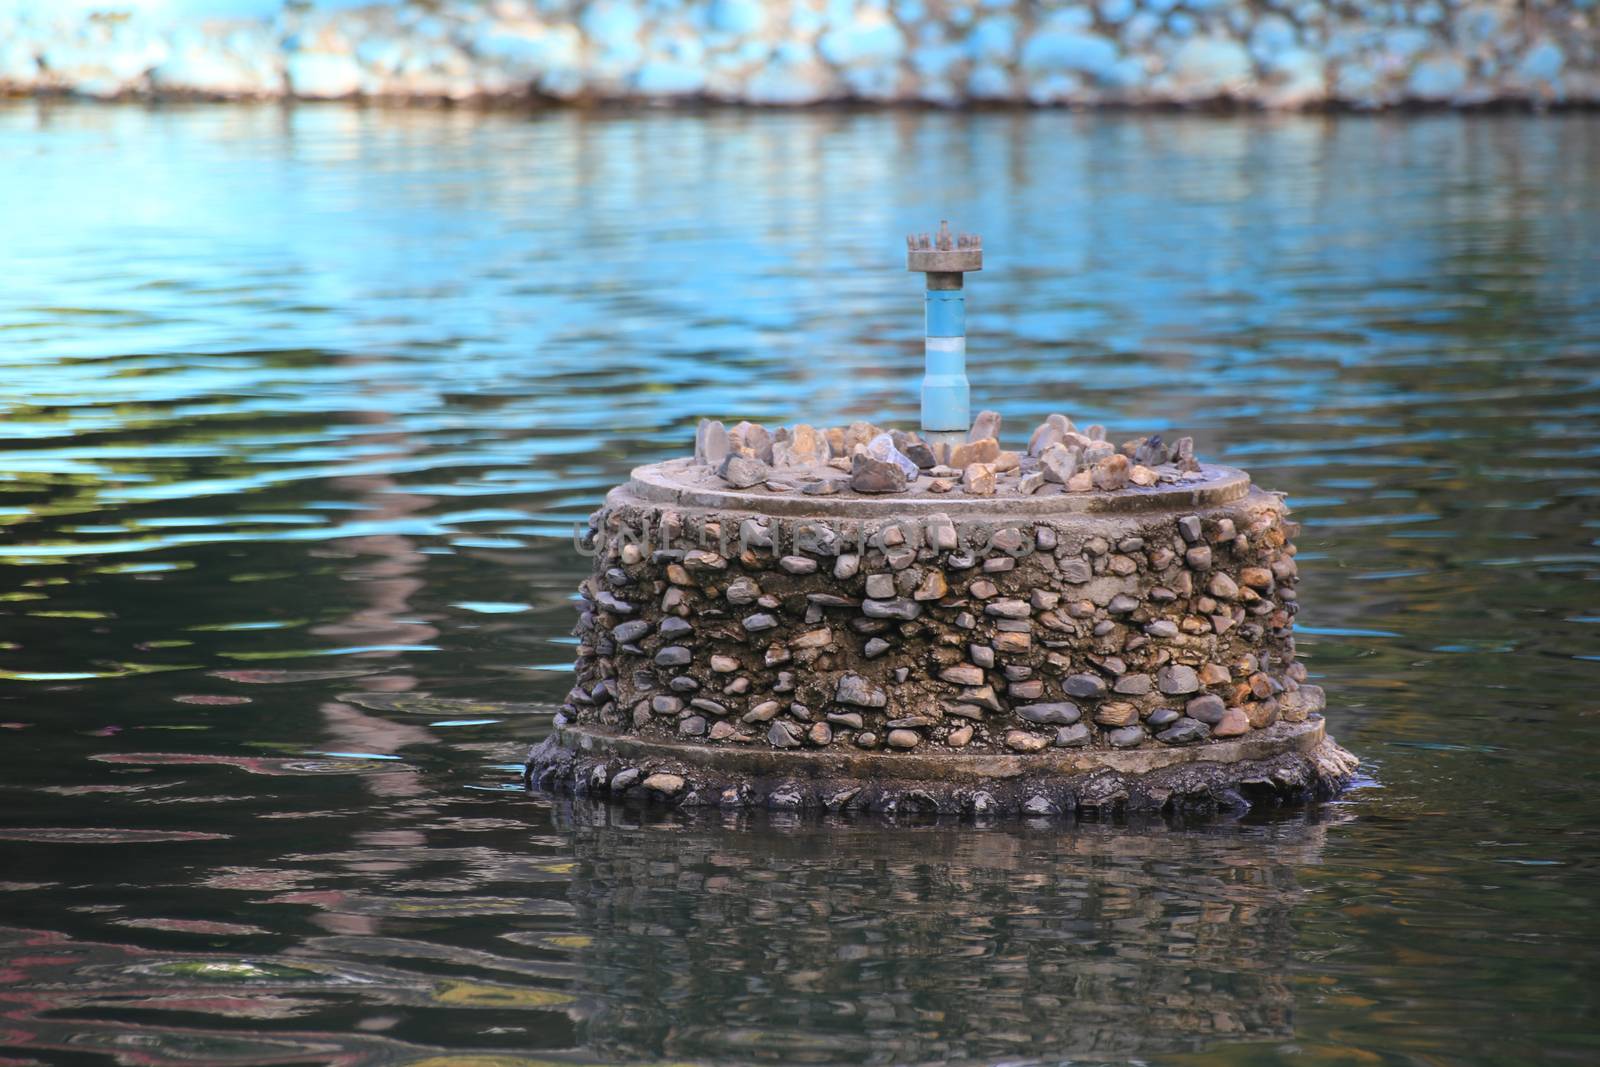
0,0,1592,108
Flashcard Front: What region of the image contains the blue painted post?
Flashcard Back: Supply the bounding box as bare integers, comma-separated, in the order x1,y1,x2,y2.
907,222,982,453
922,287,968,437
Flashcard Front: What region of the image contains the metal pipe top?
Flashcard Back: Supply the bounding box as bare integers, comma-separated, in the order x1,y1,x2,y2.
907,220,982,275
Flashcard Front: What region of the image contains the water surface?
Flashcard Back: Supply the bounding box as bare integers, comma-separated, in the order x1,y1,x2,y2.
1,104,1598,1066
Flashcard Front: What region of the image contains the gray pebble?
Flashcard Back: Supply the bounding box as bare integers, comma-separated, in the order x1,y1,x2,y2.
612,620,650,643
1017,701,1081,725
862,598,922,620
1054,723,1091,748
1157,664,1201,695
1157,718,1210,745
658,617,693,639
1113,673,1153,695
1146,706,1181,729
768,721,801,748
1107,725,1146,748
1063,673,1109,699
1186,694,1226,723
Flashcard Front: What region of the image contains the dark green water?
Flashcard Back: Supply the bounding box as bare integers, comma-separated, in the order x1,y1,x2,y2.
1,104,1597,1066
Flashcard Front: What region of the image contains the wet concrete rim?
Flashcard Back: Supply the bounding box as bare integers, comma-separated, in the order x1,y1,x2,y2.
623,458,1254,519
547,718,1325,782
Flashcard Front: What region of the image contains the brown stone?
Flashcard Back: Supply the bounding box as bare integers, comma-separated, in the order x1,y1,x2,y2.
912,570,948,601
1208,573,1240,599
947,724,974,748
948,437,1000,468
968,410,1002,442
742,700,781,723
1091,454,1131,491
790,627,833,650
1213,706,1250,737
1108,554,1138,577
851,453,908,494
1240,566,1274,590
1094,701,1140,728
993,631,1032,653
1004,730,1049,753
642,773,686,796
939,665,986,686
886,728,921,749
1245,701,1277,729
962,463,997,496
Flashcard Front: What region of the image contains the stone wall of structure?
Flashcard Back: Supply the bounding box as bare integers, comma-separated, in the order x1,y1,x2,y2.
527,461,1359,815
566,479,1318,756
1,0,1593,109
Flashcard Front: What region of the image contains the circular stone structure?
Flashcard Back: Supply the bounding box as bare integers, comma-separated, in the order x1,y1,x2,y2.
526,456,1357,816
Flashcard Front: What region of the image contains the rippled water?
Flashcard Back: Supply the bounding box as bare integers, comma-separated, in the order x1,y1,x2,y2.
2,103,1598,1066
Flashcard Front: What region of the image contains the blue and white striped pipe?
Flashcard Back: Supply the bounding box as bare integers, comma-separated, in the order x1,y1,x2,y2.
921,287,970,437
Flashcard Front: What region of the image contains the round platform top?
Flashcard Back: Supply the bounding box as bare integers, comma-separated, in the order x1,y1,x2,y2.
618,458,1255,519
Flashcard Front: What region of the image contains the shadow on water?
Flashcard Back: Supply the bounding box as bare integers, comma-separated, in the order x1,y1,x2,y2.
0,103,1597,1064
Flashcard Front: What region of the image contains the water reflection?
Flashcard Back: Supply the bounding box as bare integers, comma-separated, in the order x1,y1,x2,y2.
0,806,1344,1067
557,807,1340,1064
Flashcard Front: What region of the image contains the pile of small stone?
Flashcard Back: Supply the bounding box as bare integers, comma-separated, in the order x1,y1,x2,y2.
692,411,1203,497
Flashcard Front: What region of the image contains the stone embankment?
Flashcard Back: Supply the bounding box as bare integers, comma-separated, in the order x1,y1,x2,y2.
1,0,1591,109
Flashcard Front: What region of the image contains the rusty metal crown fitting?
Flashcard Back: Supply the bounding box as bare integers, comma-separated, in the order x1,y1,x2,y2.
906,220,982,274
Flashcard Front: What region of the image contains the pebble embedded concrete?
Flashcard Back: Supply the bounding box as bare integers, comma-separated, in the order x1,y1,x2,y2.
528,410,1356,815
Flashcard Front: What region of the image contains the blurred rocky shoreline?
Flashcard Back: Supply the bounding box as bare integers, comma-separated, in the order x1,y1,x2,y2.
0,0,1592,109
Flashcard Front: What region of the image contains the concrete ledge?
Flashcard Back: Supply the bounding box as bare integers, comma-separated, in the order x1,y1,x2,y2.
548,717,1323,779
526,718,1358,818
624,458,1253,519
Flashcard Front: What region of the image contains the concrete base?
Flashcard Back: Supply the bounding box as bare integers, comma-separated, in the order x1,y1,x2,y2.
526,717,1358,817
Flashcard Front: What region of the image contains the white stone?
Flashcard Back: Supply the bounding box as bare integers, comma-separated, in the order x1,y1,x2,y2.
708,0,765,36
1020,28,1121,83
1262,47,1325,108
818,10,905,67
1407,55,1467,102
1248,14,1298,65
286,51,362,98
0,38,39,87
635,59,706,95
150,43,270,96
1167,36,1254,98
1515,40,1564,89
966,17,1015,62
968,63,1012,99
